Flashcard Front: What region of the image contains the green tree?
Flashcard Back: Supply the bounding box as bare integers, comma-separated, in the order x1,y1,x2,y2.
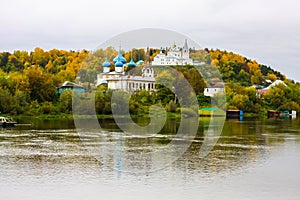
187,68,206,94
40,101,55,114
25,66,57,102
279,101,300,112
14,91,30,114
264,85,287,110
58,90,73,113
231,94,253,112
0,87,15,114
237,70,251,86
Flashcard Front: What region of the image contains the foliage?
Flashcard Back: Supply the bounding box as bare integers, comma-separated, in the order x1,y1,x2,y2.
0,47,298,116
208,49,285,86
279,101,300,112
58,90,73,113
231,94,253,112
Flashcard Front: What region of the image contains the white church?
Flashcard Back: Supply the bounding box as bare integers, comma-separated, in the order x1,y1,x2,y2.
152,39,194,66
96,49,156,92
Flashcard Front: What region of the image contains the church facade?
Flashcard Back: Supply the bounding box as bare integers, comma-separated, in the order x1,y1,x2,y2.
96,49,156,92
152,39,193,66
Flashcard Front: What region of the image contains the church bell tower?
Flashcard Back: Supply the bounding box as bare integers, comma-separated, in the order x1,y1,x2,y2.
182,39,189,59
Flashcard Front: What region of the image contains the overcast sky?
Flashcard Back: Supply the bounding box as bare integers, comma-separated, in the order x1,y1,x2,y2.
1,0,299,81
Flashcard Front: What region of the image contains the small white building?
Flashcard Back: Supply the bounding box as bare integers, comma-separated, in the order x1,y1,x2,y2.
97,48,156,92
152,39,193,66
204,82,225,97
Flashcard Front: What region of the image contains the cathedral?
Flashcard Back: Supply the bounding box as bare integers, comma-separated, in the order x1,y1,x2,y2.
96,48,156,92
96,40,197,92
152,39,193,66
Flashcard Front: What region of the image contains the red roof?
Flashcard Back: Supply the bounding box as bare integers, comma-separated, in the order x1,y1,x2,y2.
257,88,268,94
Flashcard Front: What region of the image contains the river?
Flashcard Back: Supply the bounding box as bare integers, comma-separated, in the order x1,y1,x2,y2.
0,117,300,200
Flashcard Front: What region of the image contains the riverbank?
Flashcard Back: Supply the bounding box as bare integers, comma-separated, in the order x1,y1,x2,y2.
8,111,265,121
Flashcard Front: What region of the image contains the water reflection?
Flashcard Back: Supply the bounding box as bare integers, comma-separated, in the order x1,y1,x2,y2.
0,118,300,199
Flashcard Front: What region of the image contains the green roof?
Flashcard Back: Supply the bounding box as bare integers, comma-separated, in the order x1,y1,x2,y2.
200,107,220,111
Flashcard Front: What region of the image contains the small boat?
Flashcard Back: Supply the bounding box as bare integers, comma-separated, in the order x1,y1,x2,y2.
0,116,17,127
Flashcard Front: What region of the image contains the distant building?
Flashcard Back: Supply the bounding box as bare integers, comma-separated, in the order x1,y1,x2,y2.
256,80,287,98
97,48,156,92
204,82,225,97
57,81,85,94
152,39,194,66
267,80,287,88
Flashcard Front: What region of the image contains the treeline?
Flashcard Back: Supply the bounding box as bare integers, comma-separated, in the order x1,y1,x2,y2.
0,47,299,116
206,49,300,113
0,47,208,115
0,48,89,115
208,49,286,85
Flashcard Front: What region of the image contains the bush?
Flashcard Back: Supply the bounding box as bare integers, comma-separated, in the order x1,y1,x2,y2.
40,101,56,114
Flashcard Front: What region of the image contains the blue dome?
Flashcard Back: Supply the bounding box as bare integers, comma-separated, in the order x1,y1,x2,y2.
127,58,136,67
113,50,127,64
102,58,111,68
115,57,124,67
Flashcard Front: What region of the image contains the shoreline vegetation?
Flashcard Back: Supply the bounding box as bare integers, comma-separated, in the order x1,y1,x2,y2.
8,111,263,121
0,47,299,119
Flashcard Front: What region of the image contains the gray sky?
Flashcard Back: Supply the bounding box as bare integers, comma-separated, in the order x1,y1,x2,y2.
1,0,299,81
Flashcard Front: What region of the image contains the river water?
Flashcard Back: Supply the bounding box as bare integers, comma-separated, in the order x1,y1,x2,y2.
0,117,300,200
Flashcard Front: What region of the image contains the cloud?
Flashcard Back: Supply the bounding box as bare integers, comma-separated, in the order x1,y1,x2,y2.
0,0,299,81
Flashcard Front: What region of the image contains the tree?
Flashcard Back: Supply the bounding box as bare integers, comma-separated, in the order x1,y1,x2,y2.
14,90,30,114
197,93,211,106
267,73,277,81
245,87,257,104
264,85,287,109
0,87,15,114
156,70,175,89
40,101,55,114
237,70,251,86
7,72,30,95
231,94,253,112
0,52,10,70
251,69,263,85
186,68,206,94
248,60,259,73
30,47,50,68
279,101,300,112
0,69,8,89
58,90,73,113
25,66,57,102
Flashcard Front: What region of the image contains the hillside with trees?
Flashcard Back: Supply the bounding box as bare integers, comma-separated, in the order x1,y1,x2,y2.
0,47,299,116
206,49,300,114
